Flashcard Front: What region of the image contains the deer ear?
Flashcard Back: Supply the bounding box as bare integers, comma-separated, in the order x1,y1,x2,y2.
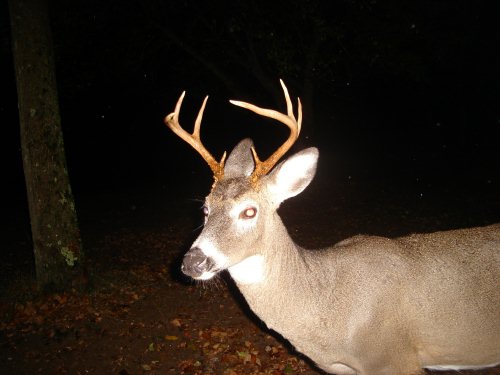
224,138,255,178
266,147,319,204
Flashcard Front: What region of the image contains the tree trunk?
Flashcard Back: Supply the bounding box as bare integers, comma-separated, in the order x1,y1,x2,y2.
9,0,85,290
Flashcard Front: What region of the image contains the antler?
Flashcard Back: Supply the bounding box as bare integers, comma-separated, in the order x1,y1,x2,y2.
164,92,226,182
229,79,302,182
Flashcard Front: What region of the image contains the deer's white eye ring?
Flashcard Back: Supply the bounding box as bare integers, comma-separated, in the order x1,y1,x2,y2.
239,207,257,219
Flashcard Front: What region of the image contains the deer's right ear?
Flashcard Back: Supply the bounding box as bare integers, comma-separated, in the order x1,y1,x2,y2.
266,147,319,204
224,138,255,178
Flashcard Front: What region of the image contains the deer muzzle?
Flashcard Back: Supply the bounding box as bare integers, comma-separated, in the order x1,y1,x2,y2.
181,247,216,278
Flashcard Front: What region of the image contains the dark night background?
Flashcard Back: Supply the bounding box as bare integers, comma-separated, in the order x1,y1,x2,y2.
1,0,500,268
1,1,500,373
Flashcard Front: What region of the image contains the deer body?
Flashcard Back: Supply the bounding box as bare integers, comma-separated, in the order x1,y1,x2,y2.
165,81,500,375
231,215,500,374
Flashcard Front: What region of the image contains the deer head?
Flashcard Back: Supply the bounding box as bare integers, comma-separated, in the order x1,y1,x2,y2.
164,80,318,281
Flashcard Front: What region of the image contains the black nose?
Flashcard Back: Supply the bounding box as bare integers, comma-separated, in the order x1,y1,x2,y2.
181,247,215,278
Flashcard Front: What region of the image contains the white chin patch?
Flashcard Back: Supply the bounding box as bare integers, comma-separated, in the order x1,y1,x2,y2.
193,271,217,281
228,255,265,285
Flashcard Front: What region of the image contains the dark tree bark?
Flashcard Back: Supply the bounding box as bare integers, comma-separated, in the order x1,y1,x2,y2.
9,0,85,290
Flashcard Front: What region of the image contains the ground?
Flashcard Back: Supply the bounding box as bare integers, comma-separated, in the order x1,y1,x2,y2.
1,175,499,375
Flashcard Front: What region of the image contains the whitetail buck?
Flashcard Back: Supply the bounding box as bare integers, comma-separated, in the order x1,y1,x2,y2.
165,80,500,375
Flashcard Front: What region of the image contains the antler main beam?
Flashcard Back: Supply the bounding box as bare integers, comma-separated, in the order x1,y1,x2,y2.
230,79,302,182
164,92,226,181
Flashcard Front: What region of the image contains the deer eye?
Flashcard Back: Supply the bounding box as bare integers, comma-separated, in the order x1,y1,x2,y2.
239,207,257,219
202,205,209,217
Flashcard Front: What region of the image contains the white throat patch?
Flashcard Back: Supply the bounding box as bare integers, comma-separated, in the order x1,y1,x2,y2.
228,255,265,285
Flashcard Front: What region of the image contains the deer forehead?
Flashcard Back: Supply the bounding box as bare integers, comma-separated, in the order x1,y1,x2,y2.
208,177,268,207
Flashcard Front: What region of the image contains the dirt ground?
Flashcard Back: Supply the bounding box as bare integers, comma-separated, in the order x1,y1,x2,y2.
1,176,499,375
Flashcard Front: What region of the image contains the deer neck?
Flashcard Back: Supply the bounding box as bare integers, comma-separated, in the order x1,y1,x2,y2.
228,212,322,330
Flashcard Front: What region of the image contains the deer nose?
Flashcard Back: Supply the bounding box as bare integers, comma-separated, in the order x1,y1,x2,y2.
181,247,215,278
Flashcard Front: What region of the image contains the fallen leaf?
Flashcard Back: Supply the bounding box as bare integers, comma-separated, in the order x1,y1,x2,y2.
170,318,181,328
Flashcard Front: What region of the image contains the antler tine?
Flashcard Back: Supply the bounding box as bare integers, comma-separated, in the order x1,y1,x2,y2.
165,92,226,181
229,79,302,182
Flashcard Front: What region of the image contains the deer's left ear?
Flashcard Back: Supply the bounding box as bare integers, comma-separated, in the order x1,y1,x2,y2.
265,147,318,205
